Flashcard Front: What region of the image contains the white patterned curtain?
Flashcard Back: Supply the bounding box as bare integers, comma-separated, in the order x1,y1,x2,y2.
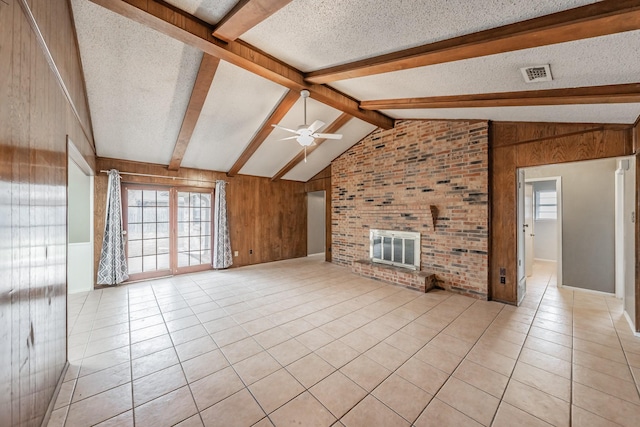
97,169,129,285
213,180,232,269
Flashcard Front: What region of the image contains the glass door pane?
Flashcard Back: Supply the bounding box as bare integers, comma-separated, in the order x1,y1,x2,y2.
177,191,212,270
124,186,171,280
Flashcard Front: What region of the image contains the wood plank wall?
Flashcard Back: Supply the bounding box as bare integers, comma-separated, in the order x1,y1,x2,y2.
490,122,634,308
94,158,308,279
304,166,332,262
0,0,96,425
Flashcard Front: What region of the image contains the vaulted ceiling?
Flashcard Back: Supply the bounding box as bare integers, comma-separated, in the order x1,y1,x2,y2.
70,0,640,181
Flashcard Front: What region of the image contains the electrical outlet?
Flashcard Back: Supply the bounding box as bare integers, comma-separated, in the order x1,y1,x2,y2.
500,276,506,284
234,251,238,257
249,249,253,255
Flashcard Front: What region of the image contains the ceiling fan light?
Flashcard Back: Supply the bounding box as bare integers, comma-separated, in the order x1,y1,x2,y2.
298,134,315,146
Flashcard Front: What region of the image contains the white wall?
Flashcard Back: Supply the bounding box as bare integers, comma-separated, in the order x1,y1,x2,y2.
68,160,91,243
307,191,325,255
68,159,94,293
532,180,557,261
527,158,617,294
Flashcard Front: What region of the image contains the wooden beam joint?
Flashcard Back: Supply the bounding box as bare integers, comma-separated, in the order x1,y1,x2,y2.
89,0,393,130
213,0,294,42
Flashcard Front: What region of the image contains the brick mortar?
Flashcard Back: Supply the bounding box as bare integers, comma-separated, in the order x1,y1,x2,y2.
331,120,489,299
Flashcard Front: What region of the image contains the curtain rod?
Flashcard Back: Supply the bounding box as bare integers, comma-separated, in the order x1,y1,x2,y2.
99,170,228,184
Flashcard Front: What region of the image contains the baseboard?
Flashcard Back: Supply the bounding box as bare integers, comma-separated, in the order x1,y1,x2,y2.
623,311,640,337
534,258,557,263
560,285,615,297
307,253,324,257
40,361,69,427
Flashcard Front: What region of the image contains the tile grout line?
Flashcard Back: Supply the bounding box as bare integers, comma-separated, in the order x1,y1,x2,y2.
54,260,640,427
186,275,453,424
150,277,207,427
487,268,554,427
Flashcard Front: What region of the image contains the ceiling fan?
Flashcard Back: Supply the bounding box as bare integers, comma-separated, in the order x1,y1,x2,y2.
272,89,343,162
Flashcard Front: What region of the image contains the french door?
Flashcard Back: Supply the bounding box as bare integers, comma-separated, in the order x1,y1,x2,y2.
123,184,213,281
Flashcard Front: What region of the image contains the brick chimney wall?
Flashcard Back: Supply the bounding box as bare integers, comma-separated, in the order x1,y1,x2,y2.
331,120,489,299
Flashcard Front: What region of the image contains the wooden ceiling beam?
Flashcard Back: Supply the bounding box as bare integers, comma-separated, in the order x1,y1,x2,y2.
168,54,220,171
360,83,640,110
89,0,393,130
306,0,640,84
271,113,352,181
227,90,300,176
213,0,293,42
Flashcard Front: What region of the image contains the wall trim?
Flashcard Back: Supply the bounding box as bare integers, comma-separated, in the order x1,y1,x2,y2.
623,310,640,337
39,362,69,427
525,175,563,287
561,285,615,297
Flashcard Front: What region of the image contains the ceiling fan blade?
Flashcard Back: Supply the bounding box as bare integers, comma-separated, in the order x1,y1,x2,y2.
272,124,300,134
313,133,343,140
279,136,299,141
307,120,325,133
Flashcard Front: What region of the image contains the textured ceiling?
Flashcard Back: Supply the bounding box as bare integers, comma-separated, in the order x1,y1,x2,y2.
71,0,202,164
239,97,344,177
73,0,640,182
243,0,598,72
283,119,377,182
331,31,640,100
180,61,288,172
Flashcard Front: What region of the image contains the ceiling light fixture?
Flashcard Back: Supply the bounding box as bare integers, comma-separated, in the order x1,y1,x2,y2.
272,90,343,162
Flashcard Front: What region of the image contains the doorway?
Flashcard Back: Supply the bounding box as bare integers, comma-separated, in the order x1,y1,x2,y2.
122,184,213,281
67,139,94,294
518,158,634,306
307,191,326,256
520,176,563,284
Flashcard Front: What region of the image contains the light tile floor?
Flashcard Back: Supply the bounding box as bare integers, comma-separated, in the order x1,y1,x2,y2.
49,257,640,426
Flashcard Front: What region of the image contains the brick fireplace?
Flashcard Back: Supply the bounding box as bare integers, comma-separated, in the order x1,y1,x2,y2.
331,120,489,299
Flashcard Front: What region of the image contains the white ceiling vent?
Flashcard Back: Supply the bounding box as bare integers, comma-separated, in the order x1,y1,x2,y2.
520,64,553,83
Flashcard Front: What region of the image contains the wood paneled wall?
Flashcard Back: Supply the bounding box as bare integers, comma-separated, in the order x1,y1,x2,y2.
305,166,332,262
0,0,95,425
490,122,634,307
94,158,308,279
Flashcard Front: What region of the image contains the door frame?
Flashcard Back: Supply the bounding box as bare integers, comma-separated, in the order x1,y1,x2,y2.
67,137,94,293
524,182,534,277
523,176,563,287
122,183,215,281
306,190,326,256
174,187,214,275
121,183,173,281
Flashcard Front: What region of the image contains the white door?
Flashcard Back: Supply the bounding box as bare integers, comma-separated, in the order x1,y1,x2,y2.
517,170,526,304
525,183,535,277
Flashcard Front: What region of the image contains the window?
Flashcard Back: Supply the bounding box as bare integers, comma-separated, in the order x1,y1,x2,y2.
123,184,213,280
535,190,557,220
